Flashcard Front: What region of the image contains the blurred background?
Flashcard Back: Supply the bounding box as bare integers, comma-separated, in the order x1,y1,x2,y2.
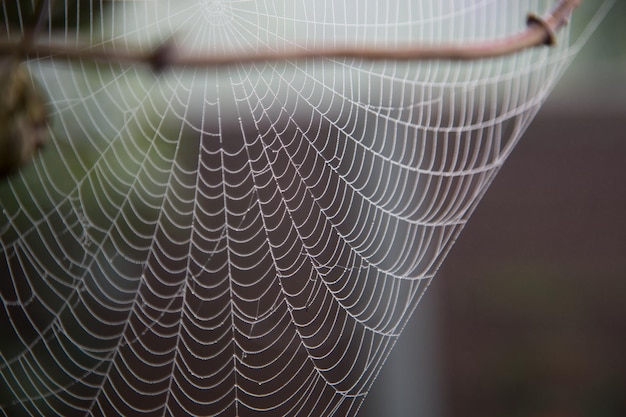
363,2,626,417
1,1,624,416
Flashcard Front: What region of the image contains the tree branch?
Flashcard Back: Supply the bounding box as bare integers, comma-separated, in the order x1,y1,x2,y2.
0,0,580,69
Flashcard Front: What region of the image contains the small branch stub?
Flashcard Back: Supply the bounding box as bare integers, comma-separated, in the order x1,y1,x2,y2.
527,13,558,46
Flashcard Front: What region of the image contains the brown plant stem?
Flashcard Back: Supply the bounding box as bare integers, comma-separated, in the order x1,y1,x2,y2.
19,0,52,52
0,0,580,69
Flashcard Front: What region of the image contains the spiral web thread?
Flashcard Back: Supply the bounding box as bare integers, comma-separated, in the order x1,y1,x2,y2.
0,1,602,416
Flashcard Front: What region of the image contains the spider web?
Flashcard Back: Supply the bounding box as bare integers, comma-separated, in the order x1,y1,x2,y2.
0,1,605,416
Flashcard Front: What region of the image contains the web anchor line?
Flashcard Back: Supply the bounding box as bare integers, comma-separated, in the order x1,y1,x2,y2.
0,0,580,68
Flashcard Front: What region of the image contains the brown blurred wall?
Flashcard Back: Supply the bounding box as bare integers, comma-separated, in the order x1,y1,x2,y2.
440,106,626,417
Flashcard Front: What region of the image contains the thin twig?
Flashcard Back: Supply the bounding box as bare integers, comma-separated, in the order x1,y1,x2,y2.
0,0,580,69
19,0,52,52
